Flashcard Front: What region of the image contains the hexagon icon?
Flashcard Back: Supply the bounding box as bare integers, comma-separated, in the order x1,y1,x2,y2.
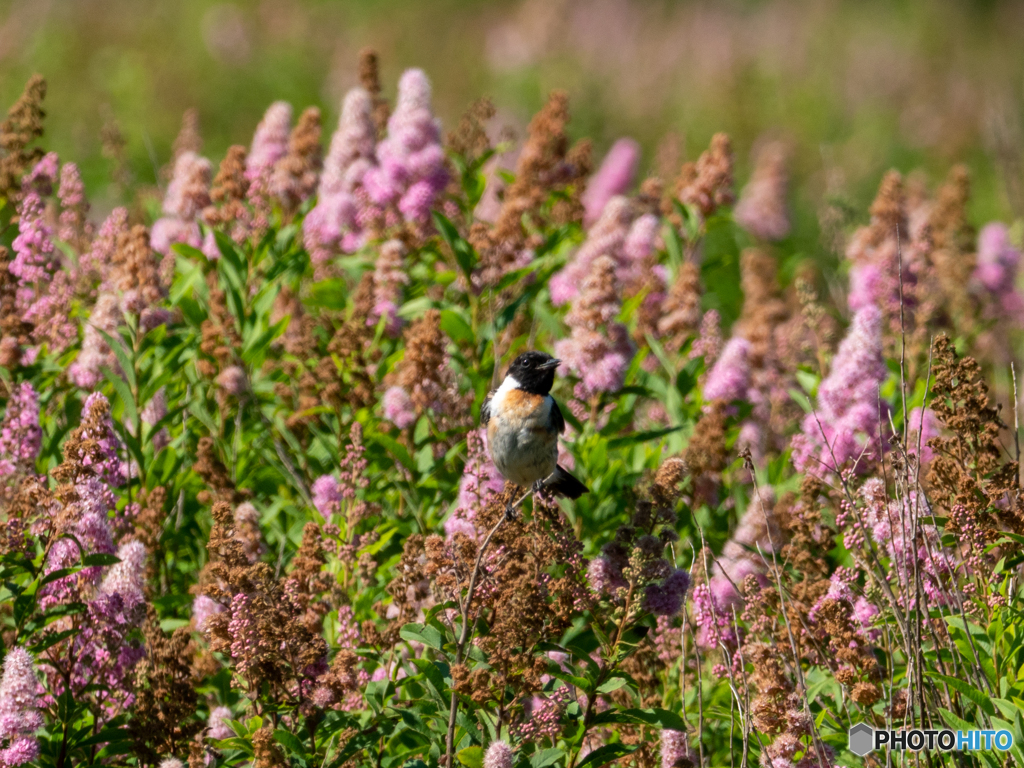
848,722,874,757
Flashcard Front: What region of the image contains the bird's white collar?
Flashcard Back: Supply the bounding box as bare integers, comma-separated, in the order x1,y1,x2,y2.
490,374,522,409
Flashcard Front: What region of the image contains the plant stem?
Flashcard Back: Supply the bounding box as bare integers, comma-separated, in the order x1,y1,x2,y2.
443,486,536,764
567,582,635,768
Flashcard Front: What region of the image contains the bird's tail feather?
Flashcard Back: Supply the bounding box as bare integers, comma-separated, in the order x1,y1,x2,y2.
546,464,589,500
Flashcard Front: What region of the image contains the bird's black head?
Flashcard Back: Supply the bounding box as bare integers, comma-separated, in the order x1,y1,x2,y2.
507,351,561,395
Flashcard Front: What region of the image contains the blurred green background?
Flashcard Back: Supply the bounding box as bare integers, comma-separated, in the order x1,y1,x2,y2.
3,0,1024,243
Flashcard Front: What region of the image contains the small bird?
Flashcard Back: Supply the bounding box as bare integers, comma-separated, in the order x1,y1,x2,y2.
481,351,589,500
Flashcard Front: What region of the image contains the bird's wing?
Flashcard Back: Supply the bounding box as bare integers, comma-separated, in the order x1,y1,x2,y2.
550,396,566,434
481,391,494,426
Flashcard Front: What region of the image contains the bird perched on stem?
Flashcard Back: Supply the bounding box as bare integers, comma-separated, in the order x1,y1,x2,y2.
481,351,589,510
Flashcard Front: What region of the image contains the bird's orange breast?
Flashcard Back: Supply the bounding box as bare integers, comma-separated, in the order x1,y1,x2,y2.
500,388,547,419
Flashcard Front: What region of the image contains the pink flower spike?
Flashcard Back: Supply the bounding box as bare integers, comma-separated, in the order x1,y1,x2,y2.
582,138,640,224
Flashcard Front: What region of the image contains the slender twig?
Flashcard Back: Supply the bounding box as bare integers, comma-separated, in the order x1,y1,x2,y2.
896,222,908,453
567,582,636,768
1013,363,1020,488
809,408,910,641
744,458,827,768
443,484,537,764
272,434,313,506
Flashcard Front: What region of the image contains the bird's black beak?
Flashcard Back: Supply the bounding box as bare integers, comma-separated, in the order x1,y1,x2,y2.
538,358,561,370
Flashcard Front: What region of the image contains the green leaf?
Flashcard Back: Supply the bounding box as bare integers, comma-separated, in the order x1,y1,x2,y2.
529,748,563,768
494,265,537,294
992,697,1022,720
242,317,289,364
274,728,308,758
309,278,349,310
176,295,206,326
457,746,483,768
364,679,394,715
927,672,995,716
171,242,210,263
102,367,138,429
400,623,446,652
939,707,977,734
795,369,819,397
397,296,437,319
596,676,628,694
407,657,449,705
545,667,590,692
415,444,435,474
788,387,813,415
39,566,79,587
433,211,478,277
591,707,686,732
439,309,474,345
371,432,415,472
663,222,683,268
97,329,136,391
225,717,249,739
82,552,122,567
390,707,431,739
29,628,78,654
577,744,638,768
170,256,207,307
413,416,431,446
71,724,133,750
215,229,248,274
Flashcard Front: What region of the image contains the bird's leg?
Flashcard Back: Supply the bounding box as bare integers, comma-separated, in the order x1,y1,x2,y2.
535,470,560,494
504,477,552,520
503,500,519,521
504,487,524,521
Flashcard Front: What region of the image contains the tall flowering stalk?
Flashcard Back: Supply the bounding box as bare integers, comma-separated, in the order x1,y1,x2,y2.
9,154,76,356
57,161,92,251
843,170,937,362
692,488,778,650
974,222,1023,322
848,479,953,608
791,305,888,476
677,132,734,219
659,729,692,768
445,427,505,540
382,310,468,432
69,293,121,389
582,138,639,224
0,648,42,767
550,197,632,307
80,206,128,284
658,262,704,352
734,139,790,241
0,383,41,478
151,151,213,256
555,255,635,405
702,336,751,404
306,69,447,259
246,101,292,207
271,106,323,214
369,239,408,336
304,88,376,263
363,69,449,227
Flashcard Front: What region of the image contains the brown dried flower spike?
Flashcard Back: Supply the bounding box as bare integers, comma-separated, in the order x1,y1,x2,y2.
0,74,46,202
